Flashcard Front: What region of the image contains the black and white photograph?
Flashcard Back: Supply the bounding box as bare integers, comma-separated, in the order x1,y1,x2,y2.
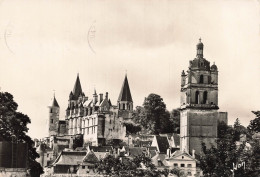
0,0,260,177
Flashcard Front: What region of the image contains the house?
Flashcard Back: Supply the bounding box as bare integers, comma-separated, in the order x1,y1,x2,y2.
165,150,199,177
77,150,109,175
48,151,86,174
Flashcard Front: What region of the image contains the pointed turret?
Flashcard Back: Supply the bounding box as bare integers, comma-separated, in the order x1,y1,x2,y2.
49,95,59,107
118,75,133,102
118,74,133,110
72,74,83,100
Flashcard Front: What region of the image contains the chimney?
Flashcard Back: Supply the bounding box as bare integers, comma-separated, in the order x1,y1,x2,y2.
192,149,195,158
99,93,103,104
105,92,108,99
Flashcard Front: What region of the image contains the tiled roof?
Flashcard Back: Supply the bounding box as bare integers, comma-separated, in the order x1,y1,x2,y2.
53,151,86,165
83,151,99,163
125,147,146,156
155,136,170,154
118,75,133,102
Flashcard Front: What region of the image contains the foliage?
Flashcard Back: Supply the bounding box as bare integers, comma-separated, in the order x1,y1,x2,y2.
161,168,187,177
170,109,181,134
123,122,142,135
97,154,160,177
200,117,260,177
134,94,175,134
233,118,247,141
248,111,260,136
73,134,83,149
0,92,44,177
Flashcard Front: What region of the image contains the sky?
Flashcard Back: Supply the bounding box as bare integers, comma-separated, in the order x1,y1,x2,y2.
0,0,260,139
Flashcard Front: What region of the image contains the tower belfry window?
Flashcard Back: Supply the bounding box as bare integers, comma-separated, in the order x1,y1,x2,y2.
203,91,208,104
199,75,203,84
195,91,199,104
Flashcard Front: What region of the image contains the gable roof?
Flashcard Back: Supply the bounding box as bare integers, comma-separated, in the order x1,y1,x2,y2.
72,74,83,99
52,151,86,166
155,136,170,154
169,150,195,160
118,75,133,102
83,151,99,163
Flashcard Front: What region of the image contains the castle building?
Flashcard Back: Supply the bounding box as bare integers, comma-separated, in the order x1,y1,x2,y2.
180,39,227,154
46,74,133,146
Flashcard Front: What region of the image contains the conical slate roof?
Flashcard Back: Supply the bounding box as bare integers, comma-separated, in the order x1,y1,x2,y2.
49,96,59,107
118,75,133,102
72,74,83,99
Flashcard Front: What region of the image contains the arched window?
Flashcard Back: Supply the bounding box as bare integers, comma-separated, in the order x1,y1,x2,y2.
203,91,207,104
199,75,203,83
208,76,211,84
195,91,199,104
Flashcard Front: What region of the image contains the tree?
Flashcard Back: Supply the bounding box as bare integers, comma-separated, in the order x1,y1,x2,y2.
0,92,44,176
73,134,83,149
199,121,244,177
248,111,260,136
170,109,180,134
200,117,260,177
123,122,142,136
233,118,247,141
134,94,174,134
97,154,159,177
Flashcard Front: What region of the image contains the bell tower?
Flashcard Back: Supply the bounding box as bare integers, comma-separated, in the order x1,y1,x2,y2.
47,94,60,137
180,39,227,154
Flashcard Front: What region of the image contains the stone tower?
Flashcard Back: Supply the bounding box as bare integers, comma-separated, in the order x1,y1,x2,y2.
47,95,60,137
117,74,133,111
180,39,227,154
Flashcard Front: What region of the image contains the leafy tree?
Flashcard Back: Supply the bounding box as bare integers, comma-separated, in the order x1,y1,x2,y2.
97,154,158,177
170,109,180,134
73,134,83,149
0,92,43,176
248,111,260,136
161,168,186,177
123,122,142,135
134,94,174,134
200,117,260,177
199,121,244,177
233,118,247,141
